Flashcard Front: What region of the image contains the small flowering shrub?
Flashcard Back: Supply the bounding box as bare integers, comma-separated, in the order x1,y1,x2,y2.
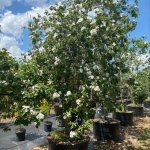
15,105,44,128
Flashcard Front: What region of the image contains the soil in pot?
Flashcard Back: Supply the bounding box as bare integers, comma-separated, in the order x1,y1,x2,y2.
47,138,89,150
44,121,52,132
127,106,143,117
15,128,26,141
115,111,133,126
93,118,120,142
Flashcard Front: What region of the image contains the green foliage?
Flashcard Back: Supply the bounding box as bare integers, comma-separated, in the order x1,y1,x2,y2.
25,0,145,138
14,105,44,128
0,48,22,116
127,103,142,107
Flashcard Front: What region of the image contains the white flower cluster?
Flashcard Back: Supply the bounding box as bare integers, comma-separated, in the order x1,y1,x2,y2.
90,26,99,35
76,99,81,105
64,10,70,17
22,105,44,120
0,80,8,86
70,131,77,138
77,18,83,24
53,92,60,99
54,57,60,65
81,27,86,31
90,85,100,92
53,33,58,39
66,91,72,96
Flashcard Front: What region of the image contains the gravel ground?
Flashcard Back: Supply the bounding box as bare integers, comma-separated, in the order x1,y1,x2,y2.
32,108,150,150
0,108,149,150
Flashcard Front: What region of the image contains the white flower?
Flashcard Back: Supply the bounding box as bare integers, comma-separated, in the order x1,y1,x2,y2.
81,27,86,31
53,92,60,99
94,86,100,91
87,16,92,20
36,113,44,120
93,65,99,70
34,122,37,126
93,8,99,13
90,20,96,24
75,4,82,8
30,109,37,115
81,8,86,12
47,79,52,85
90,85,94,89
22,105,30,109
58,91,62,95
54,57,60,65
64,10,69,17
56,21,61,25
112,42,116,46
105,95,109,98
90,28,98,35
66,91,72,96
106,73,109,77
113,64,116,68
77,18,83,24
96,76,100,79
67,34,71,37
79,68,83,73
101,21,106,27
87,71,92,75
53,33,58,39
76,99,81,105
70,131,77,138
89,75,94,79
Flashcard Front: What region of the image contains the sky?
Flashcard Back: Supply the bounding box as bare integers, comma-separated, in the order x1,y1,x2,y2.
0,0,150,59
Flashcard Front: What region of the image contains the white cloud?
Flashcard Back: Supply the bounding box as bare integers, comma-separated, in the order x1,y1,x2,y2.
0,34,22,59
0,7,46,38
24,0,48,7
0,7,47,59
0,11,28,38
0,0,13,10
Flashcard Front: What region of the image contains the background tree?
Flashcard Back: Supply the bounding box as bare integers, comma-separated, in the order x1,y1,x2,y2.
0,48,22,118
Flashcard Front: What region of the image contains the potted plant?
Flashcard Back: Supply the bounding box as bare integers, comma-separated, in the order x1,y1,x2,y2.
27,0,142,147
143,97,150,108
93,103,120,141
47,121,90,150
40,98,53,132
14,105,45,141
115,102,133,126
127,102,143,117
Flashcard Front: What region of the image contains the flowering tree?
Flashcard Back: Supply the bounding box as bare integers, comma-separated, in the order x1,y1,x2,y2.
21,0,141,139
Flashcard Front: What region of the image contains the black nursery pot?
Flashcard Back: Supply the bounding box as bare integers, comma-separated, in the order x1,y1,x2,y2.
127,106,143,117
15,128,26,141
115,112,133,126
44,121,52,132
47,138,89,150
93,119,120,141
143,101,150,108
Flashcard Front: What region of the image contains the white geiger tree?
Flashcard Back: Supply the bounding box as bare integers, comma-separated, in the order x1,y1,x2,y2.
26,0,139,139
